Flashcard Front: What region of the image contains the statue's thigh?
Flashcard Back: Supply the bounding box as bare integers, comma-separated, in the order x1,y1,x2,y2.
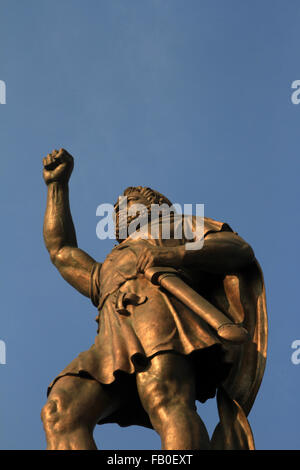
48,374,122,425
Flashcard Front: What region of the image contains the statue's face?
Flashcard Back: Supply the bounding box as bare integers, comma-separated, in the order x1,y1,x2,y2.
115,193,150,242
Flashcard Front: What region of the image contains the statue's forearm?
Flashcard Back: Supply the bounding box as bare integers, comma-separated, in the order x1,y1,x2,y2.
43,182,77,258
179,233,254,273
137,232,254,274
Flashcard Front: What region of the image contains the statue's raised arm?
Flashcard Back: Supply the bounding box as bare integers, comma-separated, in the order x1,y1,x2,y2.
43,149,96,297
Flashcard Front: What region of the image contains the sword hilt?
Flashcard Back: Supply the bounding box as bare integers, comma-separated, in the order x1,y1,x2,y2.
144,266,250,345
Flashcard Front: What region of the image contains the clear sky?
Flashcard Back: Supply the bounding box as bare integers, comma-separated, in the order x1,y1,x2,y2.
0,0,299,450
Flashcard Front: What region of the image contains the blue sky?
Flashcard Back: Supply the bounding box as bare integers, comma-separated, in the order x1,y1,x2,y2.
0,0,299,449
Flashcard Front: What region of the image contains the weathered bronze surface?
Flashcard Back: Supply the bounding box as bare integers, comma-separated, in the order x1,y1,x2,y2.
41,148,267,450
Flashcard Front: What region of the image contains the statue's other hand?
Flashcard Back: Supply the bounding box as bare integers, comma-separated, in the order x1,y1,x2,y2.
43,148,74,185
137,245,184,273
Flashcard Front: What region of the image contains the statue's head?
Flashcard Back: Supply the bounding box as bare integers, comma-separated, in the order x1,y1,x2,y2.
114,186,173,242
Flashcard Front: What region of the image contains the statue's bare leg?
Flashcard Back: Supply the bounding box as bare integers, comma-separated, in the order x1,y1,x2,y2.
41,375,121,450
136,352,210,450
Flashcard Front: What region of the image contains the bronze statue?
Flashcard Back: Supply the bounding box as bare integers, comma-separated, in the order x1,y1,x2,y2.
41,148,267,450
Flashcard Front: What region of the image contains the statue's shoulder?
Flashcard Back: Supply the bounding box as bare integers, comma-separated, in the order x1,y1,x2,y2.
202,216,234,236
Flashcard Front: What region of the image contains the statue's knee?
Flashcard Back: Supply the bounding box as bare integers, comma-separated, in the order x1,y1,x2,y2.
41,390,75,434
143,381,195,426
143,385,173,417
41,399,57,425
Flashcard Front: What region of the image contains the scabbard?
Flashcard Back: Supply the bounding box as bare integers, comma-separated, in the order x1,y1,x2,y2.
144,267,249,344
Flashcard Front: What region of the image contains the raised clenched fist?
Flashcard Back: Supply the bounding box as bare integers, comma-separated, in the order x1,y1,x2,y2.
43,148,74,185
